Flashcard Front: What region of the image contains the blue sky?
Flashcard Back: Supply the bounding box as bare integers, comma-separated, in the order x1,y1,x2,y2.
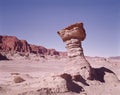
0,0,120,57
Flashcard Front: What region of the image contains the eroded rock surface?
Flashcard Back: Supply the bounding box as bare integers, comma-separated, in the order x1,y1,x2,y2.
0,35,66,57
58,22,92,80
58,23,86,57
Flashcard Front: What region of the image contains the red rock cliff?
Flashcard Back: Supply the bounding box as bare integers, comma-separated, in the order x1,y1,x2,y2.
0,35,67,56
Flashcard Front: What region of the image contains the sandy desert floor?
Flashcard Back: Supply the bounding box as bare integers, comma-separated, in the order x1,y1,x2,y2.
0,56,120,95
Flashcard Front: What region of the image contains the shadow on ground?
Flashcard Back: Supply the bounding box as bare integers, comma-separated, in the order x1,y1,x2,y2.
92,67,118,82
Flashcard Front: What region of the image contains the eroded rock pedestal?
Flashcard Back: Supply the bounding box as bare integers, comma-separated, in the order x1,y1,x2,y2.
58,22,92,80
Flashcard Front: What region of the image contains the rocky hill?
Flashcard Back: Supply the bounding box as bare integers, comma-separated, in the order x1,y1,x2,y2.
0,35,67,57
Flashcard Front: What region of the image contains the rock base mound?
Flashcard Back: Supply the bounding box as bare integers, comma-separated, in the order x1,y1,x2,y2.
0,68,119,95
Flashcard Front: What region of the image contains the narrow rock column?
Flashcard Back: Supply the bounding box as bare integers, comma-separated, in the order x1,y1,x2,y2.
58,23,86,58
65,39,83,58
58,22,92,80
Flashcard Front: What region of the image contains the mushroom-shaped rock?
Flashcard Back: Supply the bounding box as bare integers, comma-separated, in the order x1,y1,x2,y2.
58,22,86,58
58,23,86,42
58,22,92,80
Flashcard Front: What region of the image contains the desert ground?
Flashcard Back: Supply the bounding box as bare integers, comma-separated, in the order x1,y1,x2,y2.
0,54,120,95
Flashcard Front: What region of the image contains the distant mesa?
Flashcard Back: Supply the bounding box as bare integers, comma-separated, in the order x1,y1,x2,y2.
0,35,67,57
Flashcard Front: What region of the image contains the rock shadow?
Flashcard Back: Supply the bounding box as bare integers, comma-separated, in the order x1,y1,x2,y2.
0,53,9,61
73,75,89,86
61,73,84,93
92,67,116,82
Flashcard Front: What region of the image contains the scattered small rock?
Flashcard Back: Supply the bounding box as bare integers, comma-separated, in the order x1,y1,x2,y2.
11,72,20,75
13,76,25,83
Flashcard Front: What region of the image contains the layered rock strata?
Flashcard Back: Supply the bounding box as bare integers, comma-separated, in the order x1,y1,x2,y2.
58,22,92,80
0,35,67,57
58,23,85,58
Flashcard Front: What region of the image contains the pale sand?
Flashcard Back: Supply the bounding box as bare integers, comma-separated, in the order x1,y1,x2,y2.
0,57,120,95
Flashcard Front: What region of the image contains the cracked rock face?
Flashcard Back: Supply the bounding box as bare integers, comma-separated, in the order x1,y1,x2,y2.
58,22,92,80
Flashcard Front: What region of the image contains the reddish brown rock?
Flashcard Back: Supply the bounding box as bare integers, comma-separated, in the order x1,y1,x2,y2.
29,44,47,54
0,35,66,57
58,23,86,42
0,35,30,52
47,49,59,56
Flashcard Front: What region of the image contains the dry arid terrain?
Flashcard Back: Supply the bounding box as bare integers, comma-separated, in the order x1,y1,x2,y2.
0,54,120,95
0,23,120,95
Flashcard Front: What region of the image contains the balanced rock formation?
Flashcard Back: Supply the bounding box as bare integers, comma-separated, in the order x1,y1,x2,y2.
58,23,86,57
58,22,92,80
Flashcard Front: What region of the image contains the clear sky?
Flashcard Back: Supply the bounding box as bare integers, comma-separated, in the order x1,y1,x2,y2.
0,0,120,57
